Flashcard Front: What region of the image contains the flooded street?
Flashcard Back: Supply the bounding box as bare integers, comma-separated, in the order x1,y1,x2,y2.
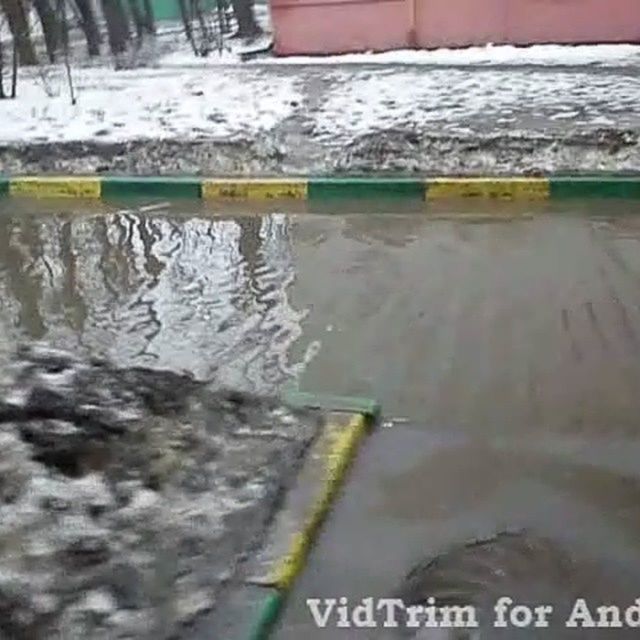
2,201,640,637
280,207,640,638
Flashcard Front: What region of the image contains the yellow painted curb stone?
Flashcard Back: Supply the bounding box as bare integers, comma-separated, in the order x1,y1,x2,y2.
202,179,308,200
270,413,368,590
10,177,102,199
427,177,550,200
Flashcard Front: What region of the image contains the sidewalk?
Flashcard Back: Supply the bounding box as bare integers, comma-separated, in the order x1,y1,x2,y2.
1,44,639,175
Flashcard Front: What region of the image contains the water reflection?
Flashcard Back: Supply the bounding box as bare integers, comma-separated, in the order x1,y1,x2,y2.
0,212,311,393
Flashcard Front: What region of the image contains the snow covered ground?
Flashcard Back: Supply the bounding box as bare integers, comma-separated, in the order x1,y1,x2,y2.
311,67,640,143
0,66,300,143
1,48,638,146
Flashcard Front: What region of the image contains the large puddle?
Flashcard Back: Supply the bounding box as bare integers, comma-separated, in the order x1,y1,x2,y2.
2,201,640,638
0,203,317,393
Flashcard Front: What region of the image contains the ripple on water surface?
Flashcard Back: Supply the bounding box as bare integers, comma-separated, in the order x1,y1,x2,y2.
0,210,314,394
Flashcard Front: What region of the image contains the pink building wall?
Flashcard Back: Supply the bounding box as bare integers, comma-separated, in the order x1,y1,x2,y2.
270,0,640,55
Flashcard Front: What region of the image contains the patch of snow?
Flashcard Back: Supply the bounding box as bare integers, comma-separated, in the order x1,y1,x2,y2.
0,65,300,144
311,68,640,142
259,44,640,67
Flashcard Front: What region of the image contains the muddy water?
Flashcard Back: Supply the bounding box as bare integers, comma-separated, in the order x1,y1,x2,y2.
2,201,640,637
277,209,640,638
0,201,317,393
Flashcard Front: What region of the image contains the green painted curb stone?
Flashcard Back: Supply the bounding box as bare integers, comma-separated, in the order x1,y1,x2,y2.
308,177,424,201
247,591,285,640
283,390,381,421
189,585,282,640
550,177,640,199
100,176,201,199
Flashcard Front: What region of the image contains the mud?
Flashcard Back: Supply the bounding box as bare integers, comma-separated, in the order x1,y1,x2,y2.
1,127,638,177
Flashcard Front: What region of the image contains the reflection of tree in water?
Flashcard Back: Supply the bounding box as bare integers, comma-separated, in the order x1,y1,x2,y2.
60,221,88,335
0,216,47,341
236,214,310,391
237,215,261,308
0,212,309,393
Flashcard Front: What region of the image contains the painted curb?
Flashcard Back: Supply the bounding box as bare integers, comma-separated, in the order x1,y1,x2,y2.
102,176,201,199
282,390,381,421
202,178,308,200
244,406,376,640
2,175,640,201
426,177,550,200
308,177,424,200
247,591,285,640
9,177,102,198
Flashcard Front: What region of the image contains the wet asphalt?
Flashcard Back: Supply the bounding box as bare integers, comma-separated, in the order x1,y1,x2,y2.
277,205,640,638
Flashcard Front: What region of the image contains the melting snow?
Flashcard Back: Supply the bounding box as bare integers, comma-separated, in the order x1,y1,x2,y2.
311,67,640,141
1,41,639,146
0,65,300,143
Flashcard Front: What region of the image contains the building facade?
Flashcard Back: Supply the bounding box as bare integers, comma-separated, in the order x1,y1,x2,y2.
269,0,640,55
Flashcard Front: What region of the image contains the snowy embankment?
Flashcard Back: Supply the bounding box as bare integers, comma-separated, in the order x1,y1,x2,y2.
0,43,639,175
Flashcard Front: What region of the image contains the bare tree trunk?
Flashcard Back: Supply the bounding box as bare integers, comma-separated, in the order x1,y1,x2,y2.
178,0,197,55
214,0,224,52
237,216,261,298
11,36,18,97
127,0,144,41
32,0,59,62
216,0,230,35
192,0,211,53
0,0,38,65
57,0,75,103
229,0,261,40
101,0,130,55
74,0,101,56
0,39,5,98
142,0,154,34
